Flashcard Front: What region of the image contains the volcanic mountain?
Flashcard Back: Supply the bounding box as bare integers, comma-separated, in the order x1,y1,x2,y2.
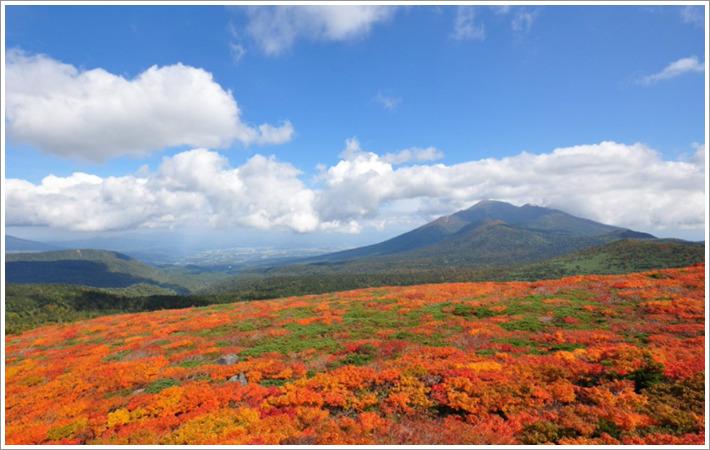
298,200,656,268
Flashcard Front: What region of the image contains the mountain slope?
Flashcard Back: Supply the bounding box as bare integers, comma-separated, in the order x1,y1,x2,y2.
5,235,64,253
306,213,469,263
505,238,706,280
5,249,189,292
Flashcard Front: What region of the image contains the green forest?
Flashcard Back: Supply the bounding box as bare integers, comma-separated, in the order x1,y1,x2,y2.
5,239,704,335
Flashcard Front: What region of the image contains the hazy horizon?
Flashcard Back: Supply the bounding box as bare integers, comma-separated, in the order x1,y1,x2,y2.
6,198,707,256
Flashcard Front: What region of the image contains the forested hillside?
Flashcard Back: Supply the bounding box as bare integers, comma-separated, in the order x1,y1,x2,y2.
204,238,705,294
5,249,229,294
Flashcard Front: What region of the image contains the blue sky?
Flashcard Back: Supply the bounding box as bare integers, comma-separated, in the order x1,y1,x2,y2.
2,3,707,248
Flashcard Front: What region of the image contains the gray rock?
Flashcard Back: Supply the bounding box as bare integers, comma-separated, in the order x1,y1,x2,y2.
215,353,239,365
227,373,248,386
131,388,145,395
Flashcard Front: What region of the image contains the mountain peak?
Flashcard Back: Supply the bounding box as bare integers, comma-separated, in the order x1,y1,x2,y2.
454,200,548,224
472,199,506,206
468,199,517,210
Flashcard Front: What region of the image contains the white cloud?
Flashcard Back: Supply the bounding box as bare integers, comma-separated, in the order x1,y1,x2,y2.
511,9,537,34
5,141,705,237
679,5,705,28
372,91,402,110
316,139,396,223
5,149,318,233
240,5,396,55
381,147,444,165
639,56,705,85
316,140,705,235
229,42,246,65
338,137,367,161
490,6,511,15
227,22,247,65
5,50,294,162
451,6,485,41
487,5,539,38
688,142,706,168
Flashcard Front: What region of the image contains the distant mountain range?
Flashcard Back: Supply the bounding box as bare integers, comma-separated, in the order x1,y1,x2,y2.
5,235,64,253
5,201,704,295
5,234,200,265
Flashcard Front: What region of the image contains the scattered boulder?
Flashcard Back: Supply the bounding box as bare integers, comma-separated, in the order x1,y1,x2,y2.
131,388,145,395
227,373,248,386
215,353,239,365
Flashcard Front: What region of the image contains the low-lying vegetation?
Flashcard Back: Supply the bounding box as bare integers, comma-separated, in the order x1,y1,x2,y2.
4,264,705,445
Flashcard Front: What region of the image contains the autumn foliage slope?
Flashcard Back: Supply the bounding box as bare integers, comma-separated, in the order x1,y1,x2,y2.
4,264,706,445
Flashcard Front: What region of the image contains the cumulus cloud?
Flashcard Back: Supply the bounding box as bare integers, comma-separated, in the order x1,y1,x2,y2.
688,142,706,168
316,140,705,234
381,147,444,165
638,56,705,85
316,139,396,223
451,6,485,41
5,50,294,162
5,141,705,237
239,5,396,55
5,149,318,233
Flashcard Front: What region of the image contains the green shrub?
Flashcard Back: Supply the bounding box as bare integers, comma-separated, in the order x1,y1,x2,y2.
145,378,180,394
452,304,474,316
520,420,577,445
